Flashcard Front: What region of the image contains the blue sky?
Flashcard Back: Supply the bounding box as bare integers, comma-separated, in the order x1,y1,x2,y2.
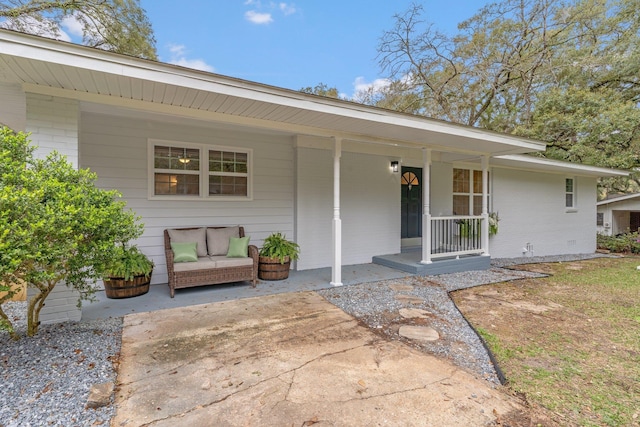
139,1,491,98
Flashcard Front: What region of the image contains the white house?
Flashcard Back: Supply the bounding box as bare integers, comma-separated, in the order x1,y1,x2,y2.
0,30,627,323
597,193,640,235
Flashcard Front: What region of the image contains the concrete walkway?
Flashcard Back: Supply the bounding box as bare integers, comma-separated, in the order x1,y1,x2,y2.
112,291,527,426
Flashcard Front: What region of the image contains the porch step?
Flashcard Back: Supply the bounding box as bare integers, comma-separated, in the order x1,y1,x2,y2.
372,251,490,276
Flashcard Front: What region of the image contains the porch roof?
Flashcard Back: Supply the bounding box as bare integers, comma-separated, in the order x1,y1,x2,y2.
597,193,640,206
0,29,546,158
492,154,629,178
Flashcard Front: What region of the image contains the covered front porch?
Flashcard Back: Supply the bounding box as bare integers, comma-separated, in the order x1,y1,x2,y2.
373,247,490,275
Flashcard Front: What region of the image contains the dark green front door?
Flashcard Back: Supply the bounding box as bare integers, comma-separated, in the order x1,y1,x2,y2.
401,167,422,239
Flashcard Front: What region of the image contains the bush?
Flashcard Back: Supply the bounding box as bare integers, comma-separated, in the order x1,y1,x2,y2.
597,231,640,254
0,127,143,337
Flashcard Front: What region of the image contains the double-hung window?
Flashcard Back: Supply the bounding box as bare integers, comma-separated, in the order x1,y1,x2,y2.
150,140,252,199
565,178,576,210
453,168,489,215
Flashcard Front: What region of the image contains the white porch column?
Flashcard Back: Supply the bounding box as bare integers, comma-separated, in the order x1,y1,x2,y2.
420,149,432,264
331,137,343,286
481,154,490,256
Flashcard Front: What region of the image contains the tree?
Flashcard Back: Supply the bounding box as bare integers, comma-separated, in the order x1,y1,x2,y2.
376,0,640,194
300,83,340,98
0,0,157,59
515,87,640,193
0,127,143,337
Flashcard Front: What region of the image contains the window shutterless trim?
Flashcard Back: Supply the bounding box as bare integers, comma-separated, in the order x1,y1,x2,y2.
147,139,253,201
565,177,577,212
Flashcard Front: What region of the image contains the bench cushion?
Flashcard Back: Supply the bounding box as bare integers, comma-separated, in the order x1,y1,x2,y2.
206,226,240,256
168,227,208,257
210,256,254,268
173,257,217,272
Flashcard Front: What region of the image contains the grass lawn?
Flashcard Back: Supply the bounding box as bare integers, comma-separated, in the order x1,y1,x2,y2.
452,256,640,427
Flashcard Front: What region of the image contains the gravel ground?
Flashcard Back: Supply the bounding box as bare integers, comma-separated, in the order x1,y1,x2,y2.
319,267,548,385
0,303,121,427
0,253,608,426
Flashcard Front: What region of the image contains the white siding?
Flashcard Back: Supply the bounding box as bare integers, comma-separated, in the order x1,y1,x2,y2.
490,168,597,257
27,284,82,324
342,151,400,266
295,147,399,270
80,112,295,285
0,82,26,131
430,162,454,216
23,94,81,324
26,93,79,166
295,147,332,270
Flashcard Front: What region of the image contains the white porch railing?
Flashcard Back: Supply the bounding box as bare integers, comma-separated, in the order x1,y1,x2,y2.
428,215,486,259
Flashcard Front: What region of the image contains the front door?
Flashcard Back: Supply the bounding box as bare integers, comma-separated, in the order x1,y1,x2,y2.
401,167,422,239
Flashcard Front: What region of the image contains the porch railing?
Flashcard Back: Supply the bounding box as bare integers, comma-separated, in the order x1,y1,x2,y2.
429,215,485,259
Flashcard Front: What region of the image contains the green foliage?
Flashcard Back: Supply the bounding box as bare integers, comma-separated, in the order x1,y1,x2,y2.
0,0,157,59
0,127,144,337
105,245,154,281
376,0,640,194
457,213,499,238
259,232,300,264
597,232,640,254
300,83,340,98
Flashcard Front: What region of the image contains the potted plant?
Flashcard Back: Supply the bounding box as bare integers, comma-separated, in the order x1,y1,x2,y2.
258,232,300,280
103,245,154,298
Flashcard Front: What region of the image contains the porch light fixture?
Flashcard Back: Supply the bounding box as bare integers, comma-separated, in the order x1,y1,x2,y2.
390,160,399,173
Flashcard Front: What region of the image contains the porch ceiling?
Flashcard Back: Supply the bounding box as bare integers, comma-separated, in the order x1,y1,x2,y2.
0,29,546,157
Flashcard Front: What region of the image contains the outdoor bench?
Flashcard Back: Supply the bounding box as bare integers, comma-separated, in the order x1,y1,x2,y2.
163,226,258,298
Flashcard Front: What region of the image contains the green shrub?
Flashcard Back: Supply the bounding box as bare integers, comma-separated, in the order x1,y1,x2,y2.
597,232,640,254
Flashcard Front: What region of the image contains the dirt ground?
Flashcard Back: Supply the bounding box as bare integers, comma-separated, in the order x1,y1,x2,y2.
451,258,640,427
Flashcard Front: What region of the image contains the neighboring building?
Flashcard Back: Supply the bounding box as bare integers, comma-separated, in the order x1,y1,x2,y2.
597,193,640,236
0,30,628,322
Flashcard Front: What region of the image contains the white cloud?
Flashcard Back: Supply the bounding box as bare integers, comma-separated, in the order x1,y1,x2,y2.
353,76,392,94
0,16,71,42
279,3,297,15
167,44,215,72
60,14,84,38
245,10,273,24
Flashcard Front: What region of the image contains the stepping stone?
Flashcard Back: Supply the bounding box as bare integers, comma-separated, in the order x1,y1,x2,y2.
86,382,113,409
395,294,423,305
399,308,431,319
398,325,440,342
389,283,414,292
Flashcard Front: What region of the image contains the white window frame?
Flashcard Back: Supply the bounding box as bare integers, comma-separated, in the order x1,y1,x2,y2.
453,167,491,216
148,139,253,201
565,177,577,212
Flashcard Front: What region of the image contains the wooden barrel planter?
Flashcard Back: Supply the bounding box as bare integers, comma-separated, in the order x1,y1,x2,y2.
258,256,291,280
104,273,152,299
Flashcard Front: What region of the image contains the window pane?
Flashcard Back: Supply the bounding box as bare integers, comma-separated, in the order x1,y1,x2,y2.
453,195,470,215
473,196,483,215
596,213,604,226
209,175,248,196
154,173,199,195
155,145,200,171
566,193,574,208
453,169,469,193
566,178,574,193
473,170,484,193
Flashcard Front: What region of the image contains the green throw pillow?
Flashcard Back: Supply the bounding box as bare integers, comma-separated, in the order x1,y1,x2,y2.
171,241,198,263
227,236,250,258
